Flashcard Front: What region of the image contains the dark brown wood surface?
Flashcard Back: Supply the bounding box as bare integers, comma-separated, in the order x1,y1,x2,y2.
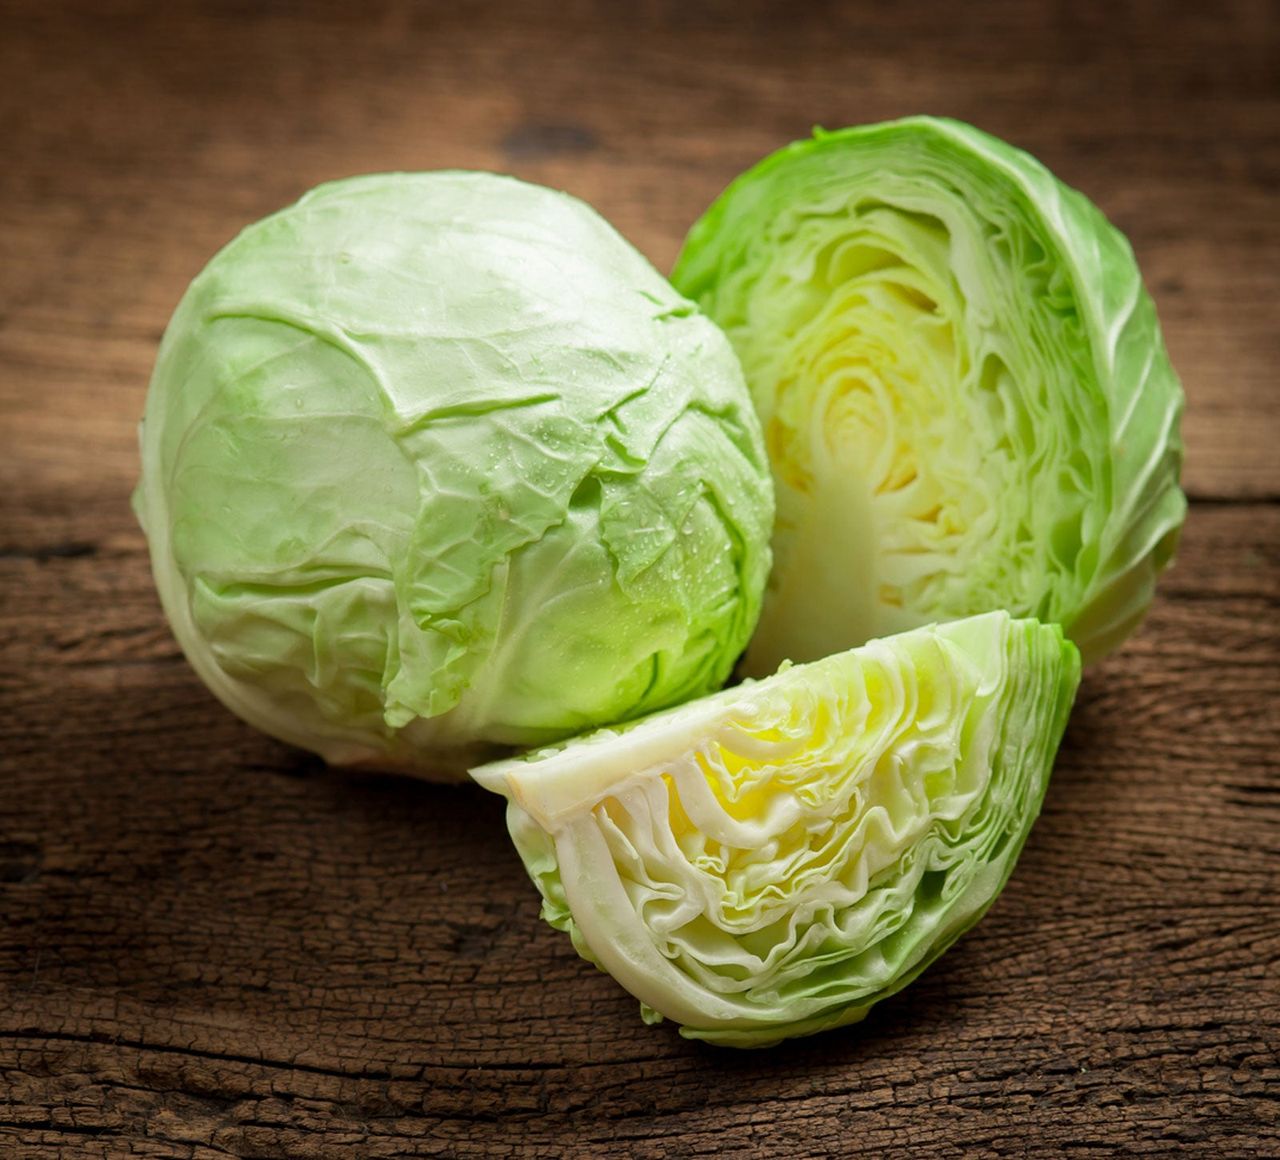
2,2,1277,1155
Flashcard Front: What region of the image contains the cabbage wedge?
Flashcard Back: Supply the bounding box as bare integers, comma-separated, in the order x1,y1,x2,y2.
471,611,1080,1046
673,117,1185,672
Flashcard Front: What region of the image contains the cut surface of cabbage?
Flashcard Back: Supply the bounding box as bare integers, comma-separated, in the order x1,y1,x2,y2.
471,611,1080,1046
673,117,1185,671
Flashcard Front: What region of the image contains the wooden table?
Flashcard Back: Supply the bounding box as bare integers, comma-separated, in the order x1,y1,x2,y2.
3,2,1277,1155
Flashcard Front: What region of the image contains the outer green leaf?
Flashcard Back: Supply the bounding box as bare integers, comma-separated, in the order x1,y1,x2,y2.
472,611,1081,1046
673,117,1185,670
135,173,773,778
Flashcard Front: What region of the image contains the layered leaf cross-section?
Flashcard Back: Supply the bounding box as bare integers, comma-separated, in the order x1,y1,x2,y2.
674,117,1186,670
472,611,1081,1046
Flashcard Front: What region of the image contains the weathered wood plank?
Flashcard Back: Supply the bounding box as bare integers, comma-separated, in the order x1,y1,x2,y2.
2,0,1277,1155
1,1,1277,502
1,506,1277,1156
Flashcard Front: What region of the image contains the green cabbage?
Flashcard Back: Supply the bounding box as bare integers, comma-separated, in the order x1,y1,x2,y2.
672,117,1185,672
134,173,773,778
471,610,1080,1046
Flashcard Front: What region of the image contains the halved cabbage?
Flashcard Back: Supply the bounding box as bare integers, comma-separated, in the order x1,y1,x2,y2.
471,611,1080,1046
673,117,1185,672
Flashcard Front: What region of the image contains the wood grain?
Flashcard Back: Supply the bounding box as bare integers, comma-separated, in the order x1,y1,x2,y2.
2,1,1277,1155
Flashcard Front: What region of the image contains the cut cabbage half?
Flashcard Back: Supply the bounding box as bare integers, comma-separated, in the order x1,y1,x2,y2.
673,117,1186,672
471,611,1080,1046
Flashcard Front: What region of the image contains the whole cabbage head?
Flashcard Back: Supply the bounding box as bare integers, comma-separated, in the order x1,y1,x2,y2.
134,173,773,778
673,117,1186,673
